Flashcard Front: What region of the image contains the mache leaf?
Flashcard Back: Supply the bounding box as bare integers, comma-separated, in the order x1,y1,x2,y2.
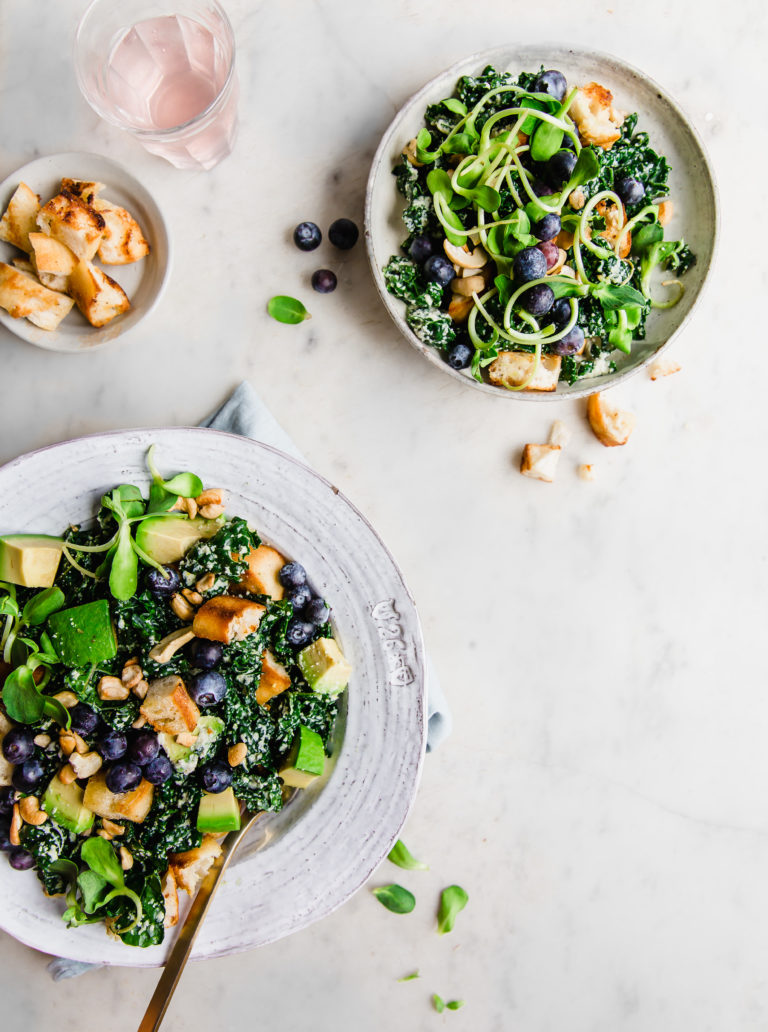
372,883,416,914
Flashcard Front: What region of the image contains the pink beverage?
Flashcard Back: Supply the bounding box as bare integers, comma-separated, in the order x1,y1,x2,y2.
75,3,238,172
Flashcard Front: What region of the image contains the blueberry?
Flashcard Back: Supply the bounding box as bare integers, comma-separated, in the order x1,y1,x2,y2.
8,848,34,871
187,638,223,670
201,761,232,794
188,670,227,708
13,756,45,793
129,731,160,767
0,818,12,851
537,241,560,270
408,235,434,263
311,269,337,293
552,324,585,356
546,149,577,187
293,222,322,251
146,565,181,599
287,584,312,611
447,342,474,370
0,786,15,816
615,176,646,206
533,213,561,241
513,246,547,283
105,761,142,795
304,598,330,626
69,703,99,737
286,619,314,648
144,753,173,786
96,730,127,761
531,178,554,198
531,70,567,102
561,134,577,151
424,254,455,287
1,727,35,765
328,218,359,250
550,297,573,329
521,283,555,317
279,562,307,590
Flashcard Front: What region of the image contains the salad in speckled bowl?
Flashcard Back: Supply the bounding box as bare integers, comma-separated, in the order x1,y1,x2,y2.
365,46,718,399
0,448,351,947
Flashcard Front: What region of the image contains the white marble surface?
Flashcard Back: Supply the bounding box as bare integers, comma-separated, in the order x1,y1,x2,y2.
0,1,765,1029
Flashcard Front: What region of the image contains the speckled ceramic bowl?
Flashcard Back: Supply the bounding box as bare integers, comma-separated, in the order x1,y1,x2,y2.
0,428,426,966
365,45,718,400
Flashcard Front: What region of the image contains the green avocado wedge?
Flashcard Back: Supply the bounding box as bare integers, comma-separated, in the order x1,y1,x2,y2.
0,534,63,588
196,786,241,834
279,725,325,789
43,774,95,834
134,515,222,565
46,599,117,667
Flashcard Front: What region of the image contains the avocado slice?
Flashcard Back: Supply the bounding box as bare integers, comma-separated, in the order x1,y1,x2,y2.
158,732,193,765
298,638,351,696
0,534,63,588
196,786,241,833
279,725,326,788
134,515,222,565
46,599,117,667
43,774,94,834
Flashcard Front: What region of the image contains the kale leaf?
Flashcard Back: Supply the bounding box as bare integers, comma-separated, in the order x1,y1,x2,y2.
405,305,456,350
20,820,79,896
230,768,283,813
124,774,202,869
383,256,426,303
179,517,258,592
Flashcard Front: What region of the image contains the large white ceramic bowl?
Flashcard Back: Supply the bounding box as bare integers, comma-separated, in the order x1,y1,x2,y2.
365,45,718,400
0,152,171,353
0,428,426,966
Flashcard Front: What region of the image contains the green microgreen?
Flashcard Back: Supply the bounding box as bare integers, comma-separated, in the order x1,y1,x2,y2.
397,971,420,983
437,885,468,935
388,839,429,871
267,295,311,325
372,883,416,914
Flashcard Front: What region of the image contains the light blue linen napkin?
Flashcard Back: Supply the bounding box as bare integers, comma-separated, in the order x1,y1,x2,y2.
46,381,450,980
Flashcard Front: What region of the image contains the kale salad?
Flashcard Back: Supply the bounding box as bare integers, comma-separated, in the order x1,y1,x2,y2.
0,449,351,947
383,65,696,391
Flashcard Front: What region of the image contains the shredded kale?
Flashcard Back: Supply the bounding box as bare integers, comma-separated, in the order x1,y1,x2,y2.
271,692,338,756
587,113,671,207
383,256,427,303
179,517,258,592
230,768,283,813
405,305,456,350
20,821,79,896
123,774,202,869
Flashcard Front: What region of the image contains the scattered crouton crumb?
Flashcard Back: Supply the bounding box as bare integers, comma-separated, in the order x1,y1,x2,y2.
649,357,681,380
549,420,571,448
578,464,597,481
586,392,635,447
520,443,561,482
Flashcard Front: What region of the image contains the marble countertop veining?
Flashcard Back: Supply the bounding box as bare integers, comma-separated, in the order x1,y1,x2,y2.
1,1,767,1030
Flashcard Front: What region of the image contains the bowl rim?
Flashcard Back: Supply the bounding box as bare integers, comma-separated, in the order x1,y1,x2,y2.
0,426,427,965
364,44,720,401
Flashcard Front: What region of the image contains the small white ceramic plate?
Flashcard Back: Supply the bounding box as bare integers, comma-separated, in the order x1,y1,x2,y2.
0,428,426,965
365,46,719,400
0,152,171,352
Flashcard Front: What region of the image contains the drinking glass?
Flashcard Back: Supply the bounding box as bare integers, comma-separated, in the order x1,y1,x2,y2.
74,0,238,171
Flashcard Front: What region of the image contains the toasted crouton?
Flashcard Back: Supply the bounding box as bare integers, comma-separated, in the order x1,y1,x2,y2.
549,420,571,448
591,198,630,257
140,675,200,734
256,649,291,706
92,198,150,265
192,596,266,644
237,545,286,600
68,258,130,327
170,834,223,895
60,178,104,205
162,868,179,927
28,232,77,292
649,357,681,380
0,262,74,330
0,182,41,252
36,191,105,261
520,443,561,482
12,258,35,275
488,351,562,391
83,771,154,823
570,82,625,150
587,391,636,447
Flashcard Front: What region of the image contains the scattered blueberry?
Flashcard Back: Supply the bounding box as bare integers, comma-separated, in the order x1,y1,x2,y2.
531,69,568,102
521,283,555,317
513,246,548,283
537,240,560,270
144,753,173,786
96,730,128,762
545,149,577,187
293,222,322,251
69,703,100,737
12,756,45,793
146,566,181,599
188,670,227,708
447,342,474,370
552,324,585,356
287,584,312,611
279,562,307,590
188,638,223,670
615,176,646,206
311,269,337,293
408,235,434,263
105,761,142,795
201,761,232,794
1,727,35,765
8,848,34,871
531,178,554,198
304,598,330,626
0,818,12,851
533,213,561,241
0,786,15,816
328,218,359,250
128,731,160,767
424,254,455,288
286,618,315,648
550,297,574,329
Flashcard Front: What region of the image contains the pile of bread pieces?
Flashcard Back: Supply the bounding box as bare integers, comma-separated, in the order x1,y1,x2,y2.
0,177,149,330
